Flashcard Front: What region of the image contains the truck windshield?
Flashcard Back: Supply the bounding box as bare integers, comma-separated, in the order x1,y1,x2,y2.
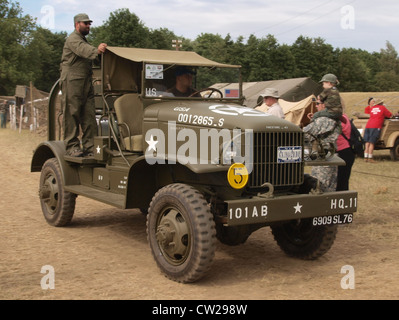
144,64,240,99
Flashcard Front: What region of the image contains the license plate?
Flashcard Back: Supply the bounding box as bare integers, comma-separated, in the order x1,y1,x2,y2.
277,146,302,163
312,213,353,226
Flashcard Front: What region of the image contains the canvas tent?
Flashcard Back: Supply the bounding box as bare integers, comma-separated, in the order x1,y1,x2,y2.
213,77,322,108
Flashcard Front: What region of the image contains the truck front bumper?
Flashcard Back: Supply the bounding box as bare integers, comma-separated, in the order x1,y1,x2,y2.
225,190,358,226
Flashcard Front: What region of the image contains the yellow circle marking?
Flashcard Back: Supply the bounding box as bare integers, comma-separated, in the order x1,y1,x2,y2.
227,163,249,189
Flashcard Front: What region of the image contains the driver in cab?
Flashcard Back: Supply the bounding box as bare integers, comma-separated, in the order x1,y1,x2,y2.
168,66,201,97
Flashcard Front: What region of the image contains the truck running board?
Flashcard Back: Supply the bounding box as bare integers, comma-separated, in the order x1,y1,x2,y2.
64,185,126,209
64,155,99,165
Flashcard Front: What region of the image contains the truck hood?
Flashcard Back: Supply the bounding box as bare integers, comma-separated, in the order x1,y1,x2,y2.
144,101,301,132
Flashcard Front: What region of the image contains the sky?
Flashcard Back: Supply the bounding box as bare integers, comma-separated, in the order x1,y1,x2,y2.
15,0,399,53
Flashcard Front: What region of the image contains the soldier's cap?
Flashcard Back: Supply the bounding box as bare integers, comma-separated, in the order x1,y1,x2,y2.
74,13,93,24
175,66,196,76
260,88,280,99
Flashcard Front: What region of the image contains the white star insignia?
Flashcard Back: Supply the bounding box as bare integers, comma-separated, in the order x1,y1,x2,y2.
294,202,303,214
96,145,101,154
146,135,158,152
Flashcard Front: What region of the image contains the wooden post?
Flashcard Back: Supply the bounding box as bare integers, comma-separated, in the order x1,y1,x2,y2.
19,105,23,133
30,81,36,132
9,106,13,130
10,105,16,130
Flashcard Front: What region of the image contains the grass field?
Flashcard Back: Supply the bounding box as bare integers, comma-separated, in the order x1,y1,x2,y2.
341,92,399,116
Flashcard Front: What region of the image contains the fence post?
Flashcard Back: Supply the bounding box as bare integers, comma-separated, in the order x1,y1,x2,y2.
19,104,23,133
30,82,36,132
10,105,16,130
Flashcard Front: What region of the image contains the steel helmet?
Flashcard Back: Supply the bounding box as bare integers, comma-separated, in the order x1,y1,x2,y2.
319,73,339,85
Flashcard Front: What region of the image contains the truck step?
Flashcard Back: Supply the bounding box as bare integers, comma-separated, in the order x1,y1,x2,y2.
64,155,99,165
64,185,126,209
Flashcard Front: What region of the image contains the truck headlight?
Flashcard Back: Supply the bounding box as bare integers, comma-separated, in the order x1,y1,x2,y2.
221,140,242,165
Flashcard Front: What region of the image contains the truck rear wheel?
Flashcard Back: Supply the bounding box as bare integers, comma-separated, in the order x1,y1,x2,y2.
39,158,76,227
271,219,338,260
390,137,399,161
147,184,216,283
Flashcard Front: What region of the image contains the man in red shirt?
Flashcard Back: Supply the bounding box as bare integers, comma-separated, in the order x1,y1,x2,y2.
364,100,393,162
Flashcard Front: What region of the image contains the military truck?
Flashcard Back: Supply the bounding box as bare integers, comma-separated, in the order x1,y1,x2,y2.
31,47,357,283
353,114,399,161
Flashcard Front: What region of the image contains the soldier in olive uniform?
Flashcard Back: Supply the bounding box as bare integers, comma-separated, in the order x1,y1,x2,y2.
60,13,107,157
312,73,343,122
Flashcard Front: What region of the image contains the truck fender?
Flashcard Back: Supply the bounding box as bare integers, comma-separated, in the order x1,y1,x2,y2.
125,158,162,210
125,157,227,209
386,131,399,148
31,141,80,186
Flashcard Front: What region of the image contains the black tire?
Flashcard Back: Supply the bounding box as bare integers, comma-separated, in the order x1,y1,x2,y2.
390,137,399,161
216,225,250,246
39,158,76,227
271,173,337,260
147,184,216,283
271,219,338,260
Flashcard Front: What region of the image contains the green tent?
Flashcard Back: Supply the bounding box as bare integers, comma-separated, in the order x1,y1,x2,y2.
213,77,322,108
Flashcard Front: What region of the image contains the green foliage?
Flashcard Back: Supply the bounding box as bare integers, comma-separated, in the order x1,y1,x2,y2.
2,2,399,95
25,28,67,92
88,8,151,48
149,28,180,50
290,36,337,80
0,0,36,94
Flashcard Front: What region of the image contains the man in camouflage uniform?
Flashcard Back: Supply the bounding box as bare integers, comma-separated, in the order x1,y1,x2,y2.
304,98,341,192
312,73,343,122
60,13,107,157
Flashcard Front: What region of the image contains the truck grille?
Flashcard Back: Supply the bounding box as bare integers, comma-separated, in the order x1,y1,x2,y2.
249,131,304,188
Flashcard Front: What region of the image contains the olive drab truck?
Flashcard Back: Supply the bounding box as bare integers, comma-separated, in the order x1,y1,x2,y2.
31,47,358,283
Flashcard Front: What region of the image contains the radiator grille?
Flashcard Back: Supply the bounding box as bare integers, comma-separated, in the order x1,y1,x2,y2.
249,131,304,188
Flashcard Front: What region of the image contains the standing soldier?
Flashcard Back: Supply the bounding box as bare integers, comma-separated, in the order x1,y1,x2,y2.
60,13,107,157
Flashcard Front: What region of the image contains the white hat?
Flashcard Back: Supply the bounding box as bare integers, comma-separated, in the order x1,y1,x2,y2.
260,88,280,99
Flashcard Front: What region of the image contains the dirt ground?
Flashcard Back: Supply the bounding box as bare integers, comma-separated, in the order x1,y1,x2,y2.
1,128,399,301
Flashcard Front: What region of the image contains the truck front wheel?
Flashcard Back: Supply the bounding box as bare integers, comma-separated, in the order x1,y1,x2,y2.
39,158,76,227
147,184,216,283
390,137,399,161
271,219,338,260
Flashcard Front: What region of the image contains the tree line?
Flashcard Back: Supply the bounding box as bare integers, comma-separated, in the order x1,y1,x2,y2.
1,1,399,96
